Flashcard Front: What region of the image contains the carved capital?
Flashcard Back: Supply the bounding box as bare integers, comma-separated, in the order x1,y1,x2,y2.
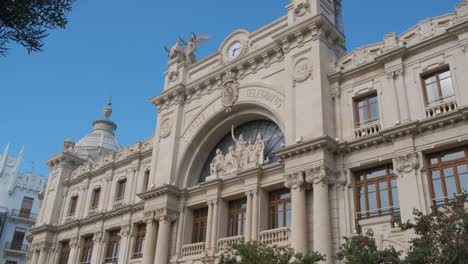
386,67,403,79
305,165,333,185
155,207,178,223
143,210,155,224
69,237,78,248
93,231,103,243
394,153,419,174
284,172,305,190
119,224,131,237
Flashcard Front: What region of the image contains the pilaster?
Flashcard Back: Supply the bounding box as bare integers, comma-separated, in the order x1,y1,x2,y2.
284,171,308,254
142,210,157,264
118,224,131,263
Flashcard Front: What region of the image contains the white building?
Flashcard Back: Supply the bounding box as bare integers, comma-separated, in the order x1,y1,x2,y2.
29,0,468,263
0,145,46,264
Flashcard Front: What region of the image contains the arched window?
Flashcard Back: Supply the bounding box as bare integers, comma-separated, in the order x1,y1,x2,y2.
199,120,284,183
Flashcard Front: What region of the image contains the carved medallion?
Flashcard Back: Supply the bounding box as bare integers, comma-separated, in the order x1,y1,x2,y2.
418,19,434,40
353,47,368,66
220,72,239,112
383,32,398,51
292,58,313,82
160,118,172,138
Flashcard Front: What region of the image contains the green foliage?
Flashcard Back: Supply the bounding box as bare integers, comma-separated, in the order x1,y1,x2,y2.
218,241,325,264
400,197,468,264
336,196,468,264
335,228,401,264
0,0,74,56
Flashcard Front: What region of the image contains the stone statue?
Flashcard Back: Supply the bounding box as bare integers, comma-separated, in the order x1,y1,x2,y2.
210,149,225,177
251,134,265,165
231,125,246,166
241,141,252,168
164,41,186,62
179,32,210,65
225,146,238,172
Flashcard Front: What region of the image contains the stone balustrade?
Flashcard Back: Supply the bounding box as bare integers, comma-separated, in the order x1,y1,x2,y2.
354,120,381,139
217,235,244,251
425,99,457,118
259,227,291,245
181,242,205,257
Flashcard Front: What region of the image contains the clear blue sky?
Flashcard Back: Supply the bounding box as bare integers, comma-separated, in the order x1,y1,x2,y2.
0,0,462,176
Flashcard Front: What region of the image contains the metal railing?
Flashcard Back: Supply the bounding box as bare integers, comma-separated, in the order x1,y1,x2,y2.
432,194,468,207
103,257,119,263
131,251,143,259
11,209,37,221
355,206,401,227
5,242,28,252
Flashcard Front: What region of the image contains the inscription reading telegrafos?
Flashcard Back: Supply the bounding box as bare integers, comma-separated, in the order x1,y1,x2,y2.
245,88,284,108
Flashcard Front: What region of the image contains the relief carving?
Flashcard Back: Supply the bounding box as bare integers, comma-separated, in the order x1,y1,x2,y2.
418,19,434,40
220,72,239,112
284,172,305,190
209,126,265,177
160,118,172,138
383,32,399,51
305,165,333,185
292,57,313,83
456,0,468,22
394,153,419,174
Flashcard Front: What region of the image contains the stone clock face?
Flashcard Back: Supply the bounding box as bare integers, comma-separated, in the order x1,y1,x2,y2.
227,41,242,60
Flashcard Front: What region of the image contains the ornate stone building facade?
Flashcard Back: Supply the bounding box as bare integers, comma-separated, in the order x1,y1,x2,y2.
29,0,468,263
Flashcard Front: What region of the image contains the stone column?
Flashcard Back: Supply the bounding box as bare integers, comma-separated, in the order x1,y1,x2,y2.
306,166,333,264
37,248,50,264
175,208,185,257
205,201,213,250
154,216,172,264
394,152,421,222
117,224,131,263
30,250,40,264
90,232,103,264
211,199,219,251
284,172,307,254
142,211,157,264
245,191,253,242
251,189,259,241
67,238,78,264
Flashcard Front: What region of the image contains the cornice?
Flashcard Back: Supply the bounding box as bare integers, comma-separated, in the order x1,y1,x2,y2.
274,135,338,160
137,184,182,201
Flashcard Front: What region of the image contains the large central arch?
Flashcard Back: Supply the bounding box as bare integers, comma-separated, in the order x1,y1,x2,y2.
177,102,286,188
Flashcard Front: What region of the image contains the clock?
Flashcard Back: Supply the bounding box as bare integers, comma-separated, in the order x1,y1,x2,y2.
227,41,243,60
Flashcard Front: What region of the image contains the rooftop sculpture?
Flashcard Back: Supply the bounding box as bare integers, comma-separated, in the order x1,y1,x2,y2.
165,32,210,65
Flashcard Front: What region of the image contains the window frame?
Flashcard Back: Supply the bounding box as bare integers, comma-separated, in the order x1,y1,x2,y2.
104,230,121,263
354,165,399,221
192,207,208,243
132,224,146,259
142,170,150,192
80,236,94,264
268,189,291,230
10,227,26,250
19,196,34,218
353,93,380,127
58,241,71,264
427,147,468,206
227,198,247,237
115,179,127,201
90,188,101,210
68,195,78,217
421,67,454,105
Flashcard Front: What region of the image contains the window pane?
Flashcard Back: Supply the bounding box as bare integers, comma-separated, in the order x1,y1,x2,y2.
425,76,437,85
441,150,465,162
358,101,369,124
370,99,379,121
367,169,386,180
430,157,439,165
432,170,444,199
285,202,291,227
438,70,451,79
425,82,439,103
368,184,377,212
391,179,399,207
440,78,454,98
379,182,389,209
278,204,283,227
457,164,468,193
359,187,366,216
443,168,457,197
280,191,291,199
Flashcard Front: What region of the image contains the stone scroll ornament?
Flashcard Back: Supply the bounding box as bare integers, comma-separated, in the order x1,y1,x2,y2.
209,125,265,177
220,72,239,113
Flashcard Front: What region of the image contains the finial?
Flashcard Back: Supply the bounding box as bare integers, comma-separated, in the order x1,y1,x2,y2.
103,97,113,118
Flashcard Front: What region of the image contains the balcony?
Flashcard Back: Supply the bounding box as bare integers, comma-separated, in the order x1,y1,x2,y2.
10,209,37,223
425,97,457,118
218,235,244,251
356,206,401,228
104,257,119,263
354,120,381,139
181,242,205,257
259,227,291,246
4,242,28,255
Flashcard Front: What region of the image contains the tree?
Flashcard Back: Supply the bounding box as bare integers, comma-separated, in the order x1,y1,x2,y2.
401,197,468,264
218,241,325,264
336,196,468,264
335,227,401,264
0,0,74,56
